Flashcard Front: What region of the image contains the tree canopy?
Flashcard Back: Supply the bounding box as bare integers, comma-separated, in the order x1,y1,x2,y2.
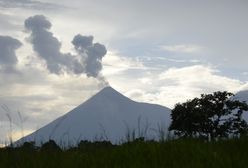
169,91,248,140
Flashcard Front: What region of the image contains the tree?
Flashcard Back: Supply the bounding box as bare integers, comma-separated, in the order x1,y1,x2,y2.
169,91,248,140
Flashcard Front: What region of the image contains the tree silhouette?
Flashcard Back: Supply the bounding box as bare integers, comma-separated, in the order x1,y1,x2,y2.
169,91,248,140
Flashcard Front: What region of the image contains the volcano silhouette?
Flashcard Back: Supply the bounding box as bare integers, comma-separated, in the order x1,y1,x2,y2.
17,86,171,146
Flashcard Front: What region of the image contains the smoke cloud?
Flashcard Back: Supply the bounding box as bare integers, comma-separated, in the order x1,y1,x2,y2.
24,15,83,74
24,15,107,79
72,34,107,77
0,35,22,67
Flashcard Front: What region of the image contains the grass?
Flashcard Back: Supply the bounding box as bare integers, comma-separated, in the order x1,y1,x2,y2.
0,137,248,168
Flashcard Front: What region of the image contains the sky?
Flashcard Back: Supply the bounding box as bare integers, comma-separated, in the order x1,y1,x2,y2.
0,0,248,143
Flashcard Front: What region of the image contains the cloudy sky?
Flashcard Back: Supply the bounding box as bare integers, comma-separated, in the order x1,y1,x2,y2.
0,0,248,143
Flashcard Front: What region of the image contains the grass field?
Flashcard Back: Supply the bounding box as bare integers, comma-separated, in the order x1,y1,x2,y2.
0,137,247,168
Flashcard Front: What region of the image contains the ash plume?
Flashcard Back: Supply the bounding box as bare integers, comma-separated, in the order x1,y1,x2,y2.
24,15,107,82
72,34,107,78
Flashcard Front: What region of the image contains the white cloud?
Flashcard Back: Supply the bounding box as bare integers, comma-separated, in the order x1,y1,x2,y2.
238,83,248,91
159,65,242,92
125,89,146,100
138,77,153,85
111,65,246,109
154,65,244,107
160,44,204,54
102,51,145,76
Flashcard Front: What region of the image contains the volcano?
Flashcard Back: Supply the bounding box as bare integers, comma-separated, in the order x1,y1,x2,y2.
16,87,171,146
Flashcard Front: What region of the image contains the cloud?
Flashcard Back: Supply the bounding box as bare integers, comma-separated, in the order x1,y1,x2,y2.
24,15,107,79
159,65,243,92
238,83,248,91
0,0,63,10
107,64,246,108
102,51,145,76
0,35,22,68
72,34,107,77
24,15,81,74
242,72,248,76
160,44,204,54
150,65,244,107
0,13,21,31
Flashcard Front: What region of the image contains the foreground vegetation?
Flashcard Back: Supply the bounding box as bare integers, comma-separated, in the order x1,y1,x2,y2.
0,137,248,168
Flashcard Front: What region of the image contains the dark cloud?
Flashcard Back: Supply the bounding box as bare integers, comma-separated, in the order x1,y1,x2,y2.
25,15,51,30
72,35,93,50
25,15,107,79
0,36,22,67
25,15,83,74
0,0,64,10
72,34,107,77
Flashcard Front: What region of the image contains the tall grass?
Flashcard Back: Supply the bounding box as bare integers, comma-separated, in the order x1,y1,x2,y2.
0,137,248,168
